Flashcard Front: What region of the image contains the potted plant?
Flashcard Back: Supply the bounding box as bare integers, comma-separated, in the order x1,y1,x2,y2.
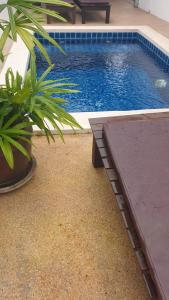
0,0,81,190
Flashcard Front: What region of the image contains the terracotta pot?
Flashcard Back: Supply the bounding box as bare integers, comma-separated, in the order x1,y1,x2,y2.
0,126,33,188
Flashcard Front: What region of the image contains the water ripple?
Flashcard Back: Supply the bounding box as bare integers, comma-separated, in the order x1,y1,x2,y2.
35,42,169,112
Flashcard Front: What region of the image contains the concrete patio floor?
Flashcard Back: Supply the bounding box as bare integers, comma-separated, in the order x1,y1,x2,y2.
0,135,149,300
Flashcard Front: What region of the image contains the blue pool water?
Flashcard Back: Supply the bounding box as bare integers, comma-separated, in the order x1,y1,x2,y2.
35,37,169,112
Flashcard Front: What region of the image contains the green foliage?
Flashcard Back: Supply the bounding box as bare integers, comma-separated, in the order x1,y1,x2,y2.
0,0,71,62
0,62,81,168
0,0,81,169
0,114,32,169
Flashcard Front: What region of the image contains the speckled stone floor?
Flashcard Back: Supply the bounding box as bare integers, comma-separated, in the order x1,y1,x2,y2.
0,135,149,300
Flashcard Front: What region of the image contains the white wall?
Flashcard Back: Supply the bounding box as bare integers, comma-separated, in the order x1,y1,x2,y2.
139,0,150,12
150,0,169,22
0,1,12,69
0,1,8,36
0,0,8,19
139,0,169,22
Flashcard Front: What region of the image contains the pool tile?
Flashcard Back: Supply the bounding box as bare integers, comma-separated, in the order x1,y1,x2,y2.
60,33,65,39
82,32,86,39
66,32,71,39
108,32,112,38
102,32,108,38
87,32,91,39
76,32,81,39
54,32,59,39
123,32,128,38
97,32,102,38
49,32,55,38
71,32,76,39
35,31,169,68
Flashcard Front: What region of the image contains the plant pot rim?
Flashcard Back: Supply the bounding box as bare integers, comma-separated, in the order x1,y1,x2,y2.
0,155,37,193
0,124,33,157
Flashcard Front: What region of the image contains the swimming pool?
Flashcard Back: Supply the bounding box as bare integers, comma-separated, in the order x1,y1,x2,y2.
35,31,169,113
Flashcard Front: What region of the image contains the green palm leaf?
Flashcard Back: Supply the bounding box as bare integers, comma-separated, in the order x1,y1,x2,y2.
0,2,82,169
0,138,14,169
5,135,30,159
0,0,68,62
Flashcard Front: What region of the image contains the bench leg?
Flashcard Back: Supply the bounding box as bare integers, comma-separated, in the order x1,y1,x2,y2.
81,9,86,24
106,6,111,24
71,7,76,24
92,137,103,168
47,15,51,24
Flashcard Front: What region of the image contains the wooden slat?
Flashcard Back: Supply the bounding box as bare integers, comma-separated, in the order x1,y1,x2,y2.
102,157,113,169
99,147,108,158
96,139,105,148
115,194,125,210
127,229,140,250
135,249,147,272
106,168,118,181
89,114,148,126
92,136,103,168
89,117,114,125
146,112,169,119
111,181,122,194
93,130,103,139
143,273,157,299
90,113,169,127
91,124,104,131
121,211,133,229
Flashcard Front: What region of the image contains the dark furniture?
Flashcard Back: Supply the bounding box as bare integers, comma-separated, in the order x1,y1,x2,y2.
89,112,169,300
74,0,111,24
44,0,76,24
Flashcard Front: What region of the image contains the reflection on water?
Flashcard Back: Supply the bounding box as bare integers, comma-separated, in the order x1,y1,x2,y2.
35,41,169,112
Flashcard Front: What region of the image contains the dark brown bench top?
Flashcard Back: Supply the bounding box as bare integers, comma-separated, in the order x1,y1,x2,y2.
75,0,110,6
74,0,111,24
103,118,169,300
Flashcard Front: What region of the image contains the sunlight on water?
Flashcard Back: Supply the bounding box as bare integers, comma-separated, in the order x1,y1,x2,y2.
35,41,169,112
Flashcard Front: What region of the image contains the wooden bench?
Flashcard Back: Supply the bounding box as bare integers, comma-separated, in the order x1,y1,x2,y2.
89,112,169,300
74,0,111,24
43,0,76,24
